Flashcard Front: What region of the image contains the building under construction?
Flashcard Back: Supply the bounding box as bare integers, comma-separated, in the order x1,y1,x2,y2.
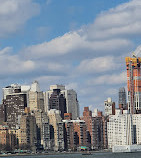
125,57,141,114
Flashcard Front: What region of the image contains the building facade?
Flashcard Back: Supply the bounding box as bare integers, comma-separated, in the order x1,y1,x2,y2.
48,109,65,151
104,97,115,116
125,57,141,114
3,93,27,128
48,89,66,119
107,109,134,148
20,111,37,151
44,85,79,119
119,87,127,110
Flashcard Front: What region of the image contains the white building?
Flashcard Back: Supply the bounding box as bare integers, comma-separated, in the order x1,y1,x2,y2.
104,97,115,116
2,84,21,99
132,114,141,144
44,85,79,119
92,109,98,117
107,109,134,148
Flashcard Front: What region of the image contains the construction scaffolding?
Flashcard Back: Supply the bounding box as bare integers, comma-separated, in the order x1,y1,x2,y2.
125,57,141,114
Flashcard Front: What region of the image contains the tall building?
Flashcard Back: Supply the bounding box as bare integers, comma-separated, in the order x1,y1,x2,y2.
34,110,50,149
49,89,66,119
104,97,115,116
61,89,79,120
102,116,108,149
132,114,141,145
82,107,105,150
107,109,134,148
3,93,27,128
63,120,74,151
119,87,127,110
28,81,44,112
20,110,37,151
73,119,87,150
82,107,92,148
44,85,79,119
48,109,65,151
2,84,21,100
125,57,141,114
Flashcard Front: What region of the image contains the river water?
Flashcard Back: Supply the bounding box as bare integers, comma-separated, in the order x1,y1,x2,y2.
1,152,141,158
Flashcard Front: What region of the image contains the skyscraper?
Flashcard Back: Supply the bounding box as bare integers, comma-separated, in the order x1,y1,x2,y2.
119,87,127,110
28,81,44,112
125,57,141,114
3,92,27,128
48,109,65,151
44,85,79,119
49,89,66,119
2,84,21,100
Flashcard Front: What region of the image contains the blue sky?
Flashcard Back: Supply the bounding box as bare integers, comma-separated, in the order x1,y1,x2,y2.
0,0,140,114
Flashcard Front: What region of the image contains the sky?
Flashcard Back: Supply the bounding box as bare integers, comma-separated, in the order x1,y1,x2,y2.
0,0,141,114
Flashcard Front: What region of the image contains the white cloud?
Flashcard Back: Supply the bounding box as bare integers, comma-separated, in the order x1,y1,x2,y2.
20,0,141,59
21,0,141,59
0,47,35,75
0,0,40,37
87,71,127,85
23,32,83,58
86,0,141,40
76,56,121,74
0,47,12,55
23,32,131,59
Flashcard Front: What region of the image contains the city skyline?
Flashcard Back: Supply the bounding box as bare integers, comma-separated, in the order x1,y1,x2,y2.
0,0,141,113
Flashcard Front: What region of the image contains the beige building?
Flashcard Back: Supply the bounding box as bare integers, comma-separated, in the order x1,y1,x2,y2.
20,110,37,150
0,125,9,148
28,81,44,112
48,109,64,151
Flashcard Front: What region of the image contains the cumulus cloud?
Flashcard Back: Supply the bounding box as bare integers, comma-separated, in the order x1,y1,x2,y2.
76,56,121,74
87,71,127,85
0,47,35,75
86,0,141,40
22,0,141,59
23,32,132,59
0,0,40,37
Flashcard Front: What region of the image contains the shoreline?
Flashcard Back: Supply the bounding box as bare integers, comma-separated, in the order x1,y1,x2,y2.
0,150,112,157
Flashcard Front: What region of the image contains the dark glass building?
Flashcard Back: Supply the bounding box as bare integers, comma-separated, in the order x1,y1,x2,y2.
49,89,66,119
119,87,127,110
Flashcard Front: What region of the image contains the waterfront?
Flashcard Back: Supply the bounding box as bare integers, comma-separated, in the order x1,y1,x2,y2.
1,152,141,158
